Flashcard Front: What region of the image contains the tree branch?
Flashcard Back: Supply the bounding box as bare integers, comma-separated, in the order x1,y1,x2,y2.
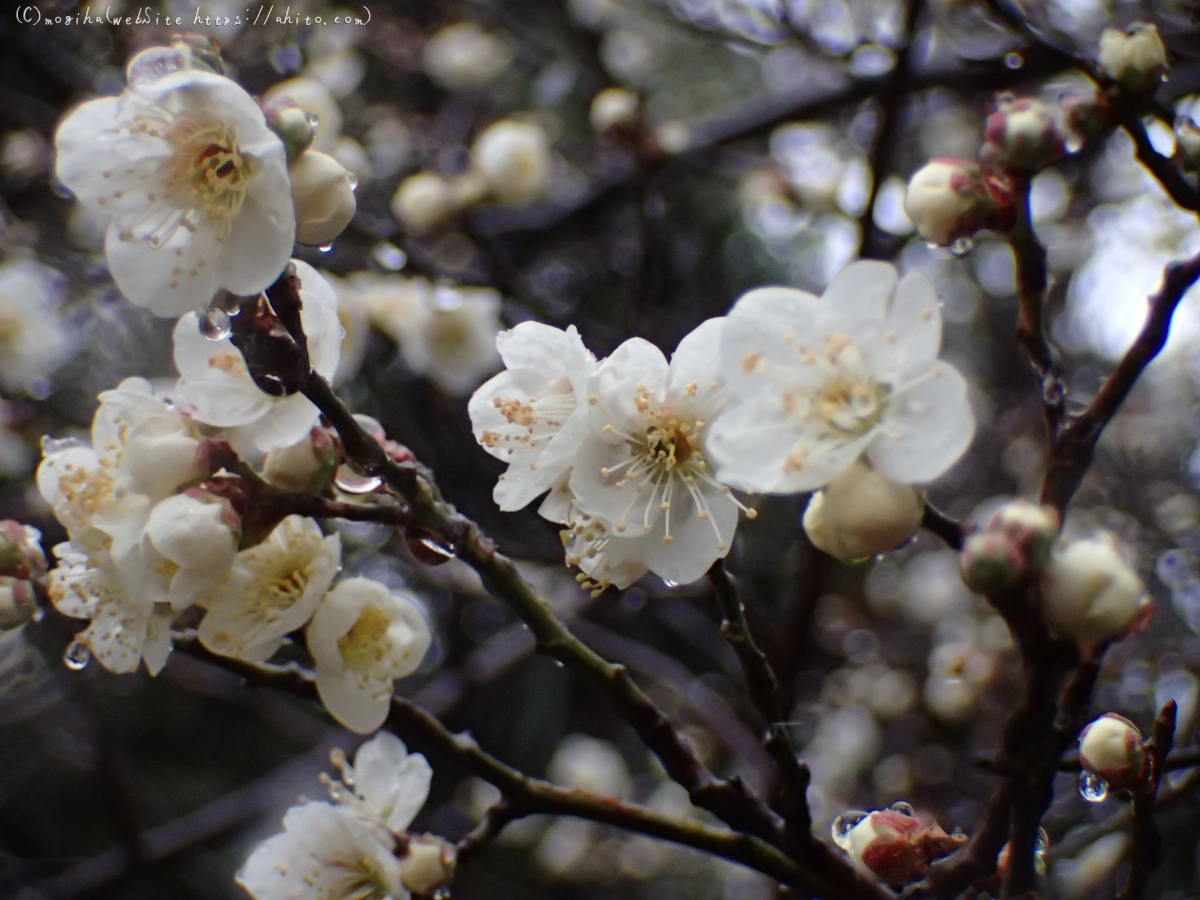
920,503,966,551
707,560,812,837
1116,701,1177,900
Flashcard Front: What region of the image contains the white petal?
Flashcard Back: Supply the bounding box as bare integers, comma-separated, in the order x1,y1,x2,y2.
295,260,343,381
643,485,737,584
220,178,295,296
568,436,652,532
315,667,392,734
585,338,668,433
307,579,371,672
666,317,725,397
880,270,942,378
172,315,273,426
106,218,221,316
239,394,322,452
493,410,589,511
867,362,974,483
816,259,897,335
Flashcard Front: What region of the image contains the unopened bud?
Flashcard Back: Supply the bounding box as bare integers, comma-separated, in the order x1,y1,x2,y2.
1062,91,1115,146
1099,23,1167,91
392,172,455,233
290,151,357,246
981,94,1068,172
0,577,36,629
835,807,966,884
263,427,339,493
0,521,46,580
802,461,923,563
1079,713,1147,790
903,158,1014,247
961,531,1023,594
471,119,553,206
1042,533,1151,650
987,499,1059,570
590,87,640,134
263,96,317,161
399,834,457,895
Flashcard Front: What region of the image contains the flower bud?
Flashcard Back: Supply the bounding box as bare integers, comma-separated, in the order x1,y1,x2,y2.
590,87,640,134
0,576,36,630
980,95,1068,172
1176,116,1200,171
1041,534,1151,650
262,96,316,161
392,172,454,233
423,22,513,92
835,807,966,884
961,531,1023,594
987,499,1059,570
1099,23,1167,91
121,414,203,501
1062,91,1114,146
471,120,553,206
263,76,342,151
802,461,923,563
399,834,457,895
1078,713,1147,790
263,428,339,493
904,158,1014,247
289,151,357,247
0,520,46,580
144,490,241,608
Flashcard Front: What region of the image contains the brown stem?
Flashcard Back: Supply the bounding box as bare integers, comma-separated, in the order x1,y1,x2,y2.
920,503,966,551
707,560,812,837
1117,701,1177,900
1040,250,1200,514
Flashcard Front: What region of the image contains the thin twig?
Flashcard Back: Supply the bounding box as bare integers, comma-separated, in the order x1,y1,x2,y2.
1116,701,1177,900
920,503,966,551
707,560,812,837
1040,250,1200,513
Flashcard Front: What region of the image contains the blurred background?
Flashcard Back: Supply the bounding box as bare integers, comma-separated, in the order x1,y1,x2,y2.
3,0,1200,897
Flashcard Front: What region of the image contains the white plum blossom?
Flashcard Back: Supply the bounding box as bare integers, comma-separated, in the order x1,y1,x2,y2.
0,259,69,395
471,120,553,206
37,377,202,552
423,22,514,92
49,541,175,675
142,490,240,609
468,322,595,511
173,260,341,452
709,260,974,493
198,515,340,662
237,801,405,900
1098,23,1167,91
288,150,357,247
307,578,432,734
358,274,502,396
54,54,295,316
544,486,651,592
567,319,755,586
237,733,439,900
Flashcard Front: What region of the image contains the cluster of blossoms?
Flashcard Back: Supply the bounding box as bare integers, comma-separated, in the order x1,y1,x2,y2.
239,733,455,900
960,500,1152,656
903,23,1167,249
469,259,975,591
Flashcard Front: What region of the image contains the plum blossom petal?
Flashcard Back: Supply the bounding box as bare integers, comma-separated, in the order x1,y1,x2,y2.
349,732,434,835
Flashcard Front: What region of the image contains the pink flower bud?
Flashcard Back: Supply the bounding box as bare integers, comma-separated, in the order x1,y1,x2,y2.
904,158,1015,247
0,520,46,581
834,806,967,885
960,531,1023,594
1079,713,1148,790
987,499,1059,570
0,576,37,630
980,94,1068,172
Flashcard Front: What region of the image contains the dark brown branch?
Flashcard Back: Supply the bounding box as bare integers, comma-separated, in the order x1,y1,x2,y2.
1040,250,1200,513
1117,701,1177,900
920,503,966,551
707,560,812,837
905,787,1010,900
170,639,809,888
1120,112,1200,213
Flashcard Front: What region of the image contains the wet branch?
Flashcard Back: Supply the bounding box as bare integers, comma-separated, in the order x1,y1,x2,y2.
1117,701,1177,900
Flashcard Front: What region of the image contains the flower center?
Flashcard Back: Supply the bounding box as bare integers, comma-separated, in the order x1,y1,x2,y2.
426,312,470,356
337,856,395,900
164,116,250,240
261,564,314,613
338,604,393,673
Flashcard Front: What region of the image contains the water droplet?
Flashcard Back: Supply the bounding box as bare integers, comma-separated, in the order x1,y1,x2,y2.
831,810,869,848
1034,827,1049,855
318,242,334,253
126,46,186,89
305,111,321,130
1003,52,1024,69
63,640,91,671
432,888,452,900
418,536,455,561
662,579,680,588
372,242,407,271
199,306,232,341
1065,133,1084,154
1078,770,1109,802
346,172,359,192
889,800,915,816
949,237,975,258
334,464,384,494
32,608,45,623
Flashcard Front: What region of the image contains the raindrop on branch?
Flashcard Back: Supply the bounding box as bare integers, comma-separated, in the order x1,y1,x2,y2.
334,464,383,494
199,307,232,341
889,800,915,816
831,810,869,848
1004,52,1024,69
63,640,91,671
1078,771,1109,802
318,243,334,253
949,237,975,258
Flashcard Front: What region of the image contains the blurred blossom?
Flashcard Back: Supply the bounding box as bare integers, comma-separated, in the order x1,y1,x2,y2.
364,114,413,180
903,551,974,624
330,136,373,188
872,754,912,798
308,49,367,102
972,240,1016,297
718,0,790,44
1050,833,1129,900
1030,170,1070,223
1118,659,1156,711
423,23,514,92
802,705,882,794
1063,193,1200,360
168,0,244,41
0,259,69,395
809,0,859,53
849,44,896,77
353,272,502,396
927,0,1023,60
548,734,632,798
324,272,370,386
924,640,995,722
472,120,554,206
1,129,47,185
873,176,914,236
569,0,621,28
770,124,855,210
601,30,658,85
